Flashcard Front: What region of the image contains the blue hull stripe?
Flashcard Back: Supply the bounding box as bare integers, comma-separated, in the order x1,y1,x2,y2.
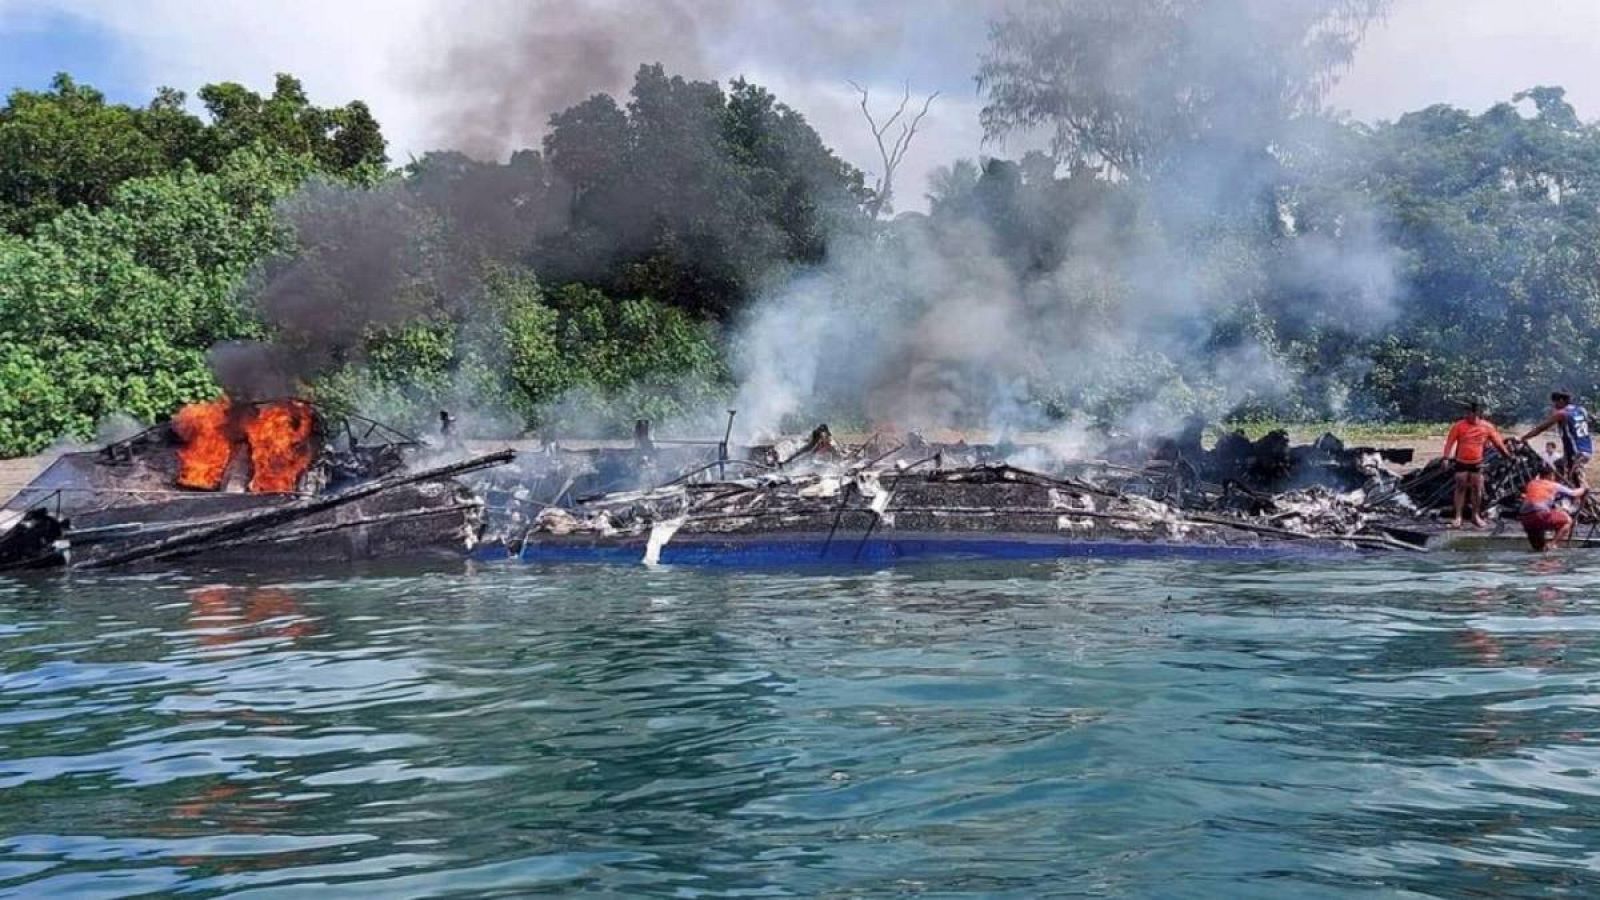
486,536,1347,567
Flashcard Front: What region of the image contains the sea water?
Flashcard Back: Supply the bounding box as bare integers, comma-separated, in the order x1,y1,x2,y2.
0,555,1596,897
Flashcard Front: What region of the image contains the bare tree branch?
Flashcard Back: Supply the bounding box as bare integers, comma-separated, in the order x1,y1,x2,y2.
851,80,939,219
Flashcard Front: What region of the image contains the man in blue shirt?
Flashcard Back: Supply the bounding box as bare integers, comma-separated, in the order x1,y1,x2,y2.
1522,390,1594,487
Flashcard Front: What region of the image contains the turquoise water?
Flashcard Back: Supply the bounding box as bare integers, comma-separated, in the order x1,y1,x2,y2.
0,556,1596,897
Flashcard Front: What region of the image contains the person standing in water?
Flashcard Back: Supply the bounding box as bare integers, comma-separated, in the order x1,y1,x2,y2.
1442,401,1512,529
1521,390,1593,486
1519,461,1588,550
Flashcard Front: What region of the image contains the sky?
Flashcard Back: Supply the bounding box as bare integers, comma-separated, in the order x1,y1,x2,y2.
1,0,1598,210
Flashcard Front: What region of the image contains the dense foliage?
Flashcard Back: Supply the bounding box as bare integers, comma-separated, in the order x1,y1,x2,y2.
0,73,385,235
6,24,1600,455
0,147,306,453
1347,88,1600,419
959,0,1600,426
533,66,869,317
0,66,850,454
950,70,1600,423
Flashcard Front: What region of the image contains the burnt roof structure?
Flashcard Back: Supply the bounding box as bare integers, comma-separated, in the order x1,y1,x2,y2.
0,400,509,571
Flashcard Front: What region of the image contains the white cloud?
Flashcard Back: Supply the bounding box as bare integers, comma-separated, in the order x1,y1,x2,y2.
1331,0,1600,120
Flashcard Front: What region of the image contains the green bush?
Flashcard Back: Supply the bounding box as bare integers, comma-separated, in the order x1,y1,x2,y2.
0,147,311,454
314,272,728,438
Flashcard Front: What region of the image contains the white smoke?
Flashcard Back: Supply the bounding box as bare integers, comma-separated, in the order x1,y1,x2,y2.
716,0,1406,447
724,155,1401,446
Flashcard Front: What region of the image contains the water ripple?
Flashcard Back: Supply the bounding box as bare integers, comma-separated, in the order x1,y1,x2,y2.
0,558,1596,895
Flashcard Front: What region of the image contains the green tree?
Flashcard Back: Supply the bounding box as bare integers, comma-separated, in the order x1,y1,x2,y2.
197,73,387,173
0,74,168,233
0,72,386,236
407,149,565,264
535,64,868,318
0,145,315,454
544,94,629,203
978,0,1390,177
1345,87,1600,418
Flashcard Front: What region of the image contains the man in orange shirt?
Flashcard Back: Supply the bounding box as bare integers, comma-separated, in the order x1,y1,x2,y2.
1519,462,1587,550
1442,401,1512,529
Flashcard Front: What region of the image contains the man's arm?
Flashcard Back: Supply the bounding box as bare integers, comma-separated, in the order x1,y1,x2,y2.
1521,411,1563,442
1488,425,1512,458
1442,423,1460,461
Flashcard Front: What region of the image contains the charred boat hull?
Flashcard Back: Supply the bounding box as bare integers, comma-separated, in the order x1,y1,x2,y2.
507,529,1357,567
1,395,515,570
496,464,1402,568
0,509,67,571
67,479,485,567
5,442,513,570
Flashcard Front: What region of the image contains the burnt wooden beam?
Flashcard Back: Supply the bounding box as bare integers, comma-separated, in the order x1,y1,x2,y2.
76,450,514,569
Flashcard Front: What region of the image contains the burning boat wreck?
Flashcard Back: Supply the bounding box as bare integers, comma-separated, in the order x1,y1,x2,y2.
500,463,1413,567
0,398,511,571
474,424,1517,567
0,406,1568,571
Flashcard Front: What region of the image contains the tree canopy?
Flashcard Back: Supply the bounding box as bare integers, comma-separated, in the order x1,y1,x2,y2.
0,73,384,235
534,65,868,318
5,53,1600,454
0,67,862,453
929,83,1600,424
978,0,1389,177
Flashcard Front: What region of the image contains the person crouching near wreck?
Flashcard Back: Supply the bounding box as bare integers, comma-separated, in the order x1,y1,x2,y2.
1521,390,1593,487
1443,401,1512,529
1520,462,1588,550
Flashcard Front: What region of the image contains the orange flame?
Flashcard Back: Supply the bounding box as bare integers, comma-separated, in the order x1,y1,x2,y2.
173,399,233,490
244,400,316,493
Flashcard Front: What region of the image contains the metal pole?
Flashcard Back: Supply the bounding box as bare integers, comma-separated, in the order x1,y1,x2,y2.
719,409,737,480
819,482,855,559
853,490,896,562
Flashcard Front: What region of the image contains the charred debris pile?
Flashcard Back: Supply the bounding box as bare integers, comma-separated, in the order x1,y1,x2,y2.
484,422,1533,562
0,411,1555,570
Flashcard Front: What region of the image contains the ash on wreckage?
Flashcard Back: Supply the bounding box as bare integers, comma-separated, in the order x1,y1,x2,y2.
0,399,505,571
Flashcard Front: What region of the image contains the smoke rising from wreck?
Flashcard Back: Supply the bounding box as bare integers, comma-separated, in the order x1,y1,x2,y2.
211,0,1401,452
725,1,1402,446
725,193,1401,446
218,178,475,407
415,0,728,158
411,0,1002,161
